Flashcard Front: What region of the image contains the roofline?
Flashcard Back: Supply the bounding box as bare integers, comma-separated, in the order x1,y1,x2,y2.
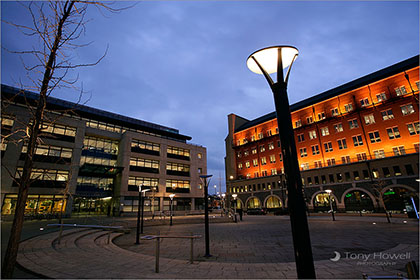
1,84,192,141
235,55,419,132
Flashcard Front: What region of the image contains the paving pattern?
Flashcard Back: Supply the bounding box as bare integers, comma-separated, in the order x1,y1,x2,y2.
17,215,419,279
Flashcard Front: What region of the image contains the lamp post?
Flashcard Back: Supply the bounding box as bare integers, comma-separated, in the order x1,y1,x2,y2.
136,185,150,245
200,174,212,258
221,193,226,216
247,46,315,279
325,189,335,221
232,194,238,223
169,194,175,226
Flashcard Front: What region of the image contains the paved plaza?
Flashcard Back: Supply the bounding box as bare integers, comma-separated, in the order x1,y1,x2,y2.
10,214,420,279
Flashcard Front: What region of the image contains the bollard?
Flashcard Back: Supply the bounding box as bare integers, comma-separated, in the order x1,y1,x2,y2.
155,237,160,273
107,231,111,244
190,236,194,264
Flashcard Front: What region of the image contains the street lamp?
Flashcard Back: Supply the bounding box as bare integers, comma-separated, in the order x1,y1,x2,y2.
169,194,175,226
247,46,315,279
136,185,150,245
232,194,238,223
221,193,226,216
325,189,335,221
200,174,213,258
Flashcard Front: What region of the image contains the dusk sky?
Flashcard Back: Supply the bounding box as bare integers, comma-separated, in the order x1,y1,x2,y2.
2,1,419,193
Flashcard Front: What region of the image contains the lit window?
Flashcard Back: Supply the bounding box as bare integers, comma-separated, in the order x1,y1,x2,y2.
300,148,307,157
344,104,353,112
395,86,408,96
348,119,359,129
269,154,276,163
318,112,326,121
401,104,415,116
198,153,202,159
244,150,249,156
387,127,401,139
237,152,242,158
260,145,265,152
295,120,302,128
334,123,343,133
331,108,339,116
341,155,351,164
407,122,420,135
356,153,367,161
306,116,313,124
243,138,248,144
352,135,363,146
381,109,394,120
373,150,385,159
251,135,256,142
258,132,264,139
337,139,347,149
251,148,257,154
301,163,309,170
245,161,250,168
268,143,274,150
376,92,387,102
360,98,370,107
364,114,375,125
271,169,277,175
266,130,272,137
309,130,317,139
238,163,243,170
253,159,258,167
261,157,267,165
320,127,329,136
392,146,406,156
368,131,381,143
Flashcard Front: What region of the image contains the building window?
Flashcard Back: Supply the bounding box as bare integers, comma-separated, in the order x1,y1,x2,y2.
381,109,394,120
243,138,248,144
252,148,257,154
261,170,268,177
352,135,363,147
320,127,329,136
407,122,420,135
395,85,408,96
376,92,387,102
269,154,276,163
334,123,344,133
314,160,322,168
393,166,402,176
166,179,190,193
318,112,326,121
341,155,351,164
131,139,160,155
271,168,278,175
253,159,258,167
279,153,283,161
387,127,401,139
349,119,359,129
301,163,309,170
297,133,305,142
415,143,420,153
360,98,370,107
245,161,250,168
261,157,267,165
244,150,249,156
337,173,343,182
405,164,414,176
373,149,385,159
307,177,312,185
382,167,391,177
251,135,256,142
295,120,302,128
130,157,159,173
254,172,259,178
300,148,307,157
314,176,319,185
364,114,375,125
312,145,320,155
368,131,381,143
329,174,335,183
237,140,241,146
260,145,265,152
324,142,333,152
167,146,190,160
356,153,367,161
238,163,243,170
392,146,406,156
372,169,379,179
307,116,313,124
327,158,336,166
267,130,272,137
344,103,353,112
337,138,347,149
258,132,264,139
401,104,415,116
275,127,279,134
237,152,242,158
353,171,360,180
331,108,339,116
309,130,317,139
268,143,275,150
363,170,370,180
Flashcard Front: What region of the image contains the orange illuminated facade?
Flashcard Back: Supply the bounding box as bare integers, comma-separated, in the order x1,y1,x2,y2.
225,55,419,213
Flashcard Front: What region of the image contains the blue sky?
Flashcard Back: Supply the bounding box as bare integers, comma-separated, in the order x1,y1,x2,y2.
2,1,419,193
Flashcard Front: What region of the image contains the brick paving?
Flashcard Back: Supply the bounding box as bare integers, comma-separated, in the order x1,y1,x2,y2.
16,215,419,279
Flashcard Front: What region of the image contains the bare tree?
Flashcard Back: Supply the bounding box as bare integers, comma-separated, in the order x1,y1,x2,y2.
1,1,131,278
371,180,391,223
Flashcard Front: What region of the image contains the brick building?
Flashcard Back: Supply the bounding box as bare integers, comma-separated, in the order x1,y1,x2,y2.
225,55,419,214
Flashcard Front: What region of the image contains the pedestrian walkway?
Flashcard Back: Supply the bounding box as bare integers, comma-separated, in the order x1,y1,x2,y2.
16,215,419,279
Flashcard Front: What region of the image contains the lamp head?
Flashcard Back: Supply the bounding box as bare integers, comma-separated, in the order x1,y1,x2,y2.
169,194,175,199
232,194,238,199
247,45,298,74
325,189,332,194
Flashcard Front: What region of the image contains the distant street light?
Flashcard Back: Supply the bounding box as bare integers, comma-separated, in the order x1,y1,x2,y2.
232,194,238,223
247,45,315,279
221,193,226,216
136,185,150,245
169,194,175,226
200,174,213,257
325,189,335,221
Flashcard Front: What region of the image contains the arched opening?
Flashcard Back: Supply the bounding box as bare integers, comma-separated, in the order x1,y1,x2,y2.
383,187,419,214
265,196,282,212
313,192,337,212
246,197,261,209
344,190,374,212
232,198,243,209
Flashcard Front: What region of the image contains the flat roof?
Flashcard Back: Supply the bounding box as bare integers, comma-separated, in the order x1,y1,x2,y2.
1,84,192,141
235,55,419,133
